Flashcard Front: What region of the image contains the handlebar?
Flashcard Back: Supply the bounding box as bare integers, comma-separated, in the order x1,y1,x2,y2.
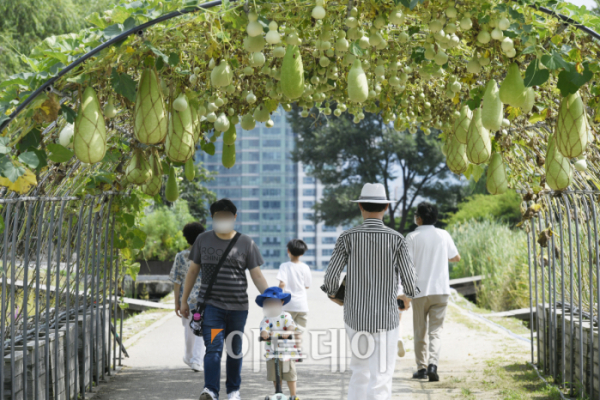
258,333,295,342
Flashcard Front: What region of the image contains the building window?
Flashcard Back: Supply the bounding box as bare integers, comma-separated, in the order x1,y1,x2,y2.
285,189,298,197
303,213,314,220
303,189,316,196
305,250,316,257
262,188,281,196
248,201,260,210
247,140,260,148
218,176,242,186
248,213,260,221
322,249,334,256
262,249,281,257
303,225,316,232
303,177,316,184
262,237,282,245
248,176,260,185
263,213,281,221
263,225,282,232
305,261,315,267
248,225,260,232
263,176,282,184
263,151,281,161
285,200,297,208
243,188,260,197
264,139,281,147
263,164,281,172
286,224,297,232
245,152,260,161
303,201,315,208
286,212,297,220
303,237,316,244
285,164,295,173
263,201,281,209
322,225,337,232
322,237,336,244
322,261,329,268
248,164,259,173
218,189,242,198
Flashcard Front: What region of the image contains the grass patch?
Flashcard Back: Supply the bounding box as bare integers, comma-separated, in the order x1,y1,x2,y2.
121,292,175,342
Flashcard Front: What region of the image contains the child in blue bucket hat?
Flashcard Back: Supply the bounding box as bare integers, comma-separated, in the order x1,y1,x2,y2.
257,287,303,400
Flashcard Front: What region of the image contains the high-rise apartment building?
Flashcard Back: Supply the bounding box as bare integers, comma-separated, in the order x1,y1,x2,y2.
196,107,344,270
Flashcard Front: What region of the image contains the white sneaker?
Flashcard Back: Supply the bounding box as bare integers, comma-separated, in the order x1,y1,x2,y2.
183,357,192,367
397,339,406,358
227,390,241,400
199,388,217,400
191,362,204,372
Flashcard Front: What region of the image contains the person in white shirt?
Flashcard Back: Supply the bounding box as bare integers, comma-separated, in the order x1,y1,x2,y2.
277,239,312,330
406,202,461,382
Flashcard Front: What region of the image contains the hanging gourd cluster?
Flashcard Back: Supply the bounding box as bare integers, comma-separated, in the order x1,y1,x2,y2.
50,0,596,199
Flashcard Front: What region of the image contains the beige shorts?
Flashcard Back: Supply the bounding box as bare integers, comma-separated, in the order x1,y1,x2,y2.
287,311,307,328
267,359,297,382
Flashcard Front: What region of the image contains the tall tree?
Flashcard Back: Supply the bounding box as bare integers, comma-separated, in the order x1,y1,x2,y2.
160,162,216,223
289,106,462,233
0,0,116,80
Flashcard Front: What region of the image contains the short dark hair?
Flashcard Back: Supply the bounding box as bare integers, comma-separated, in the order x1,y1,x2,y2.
359,202,388,213
287,239,308,257
416,202,438,225
210,198,237,216
182,222,205,246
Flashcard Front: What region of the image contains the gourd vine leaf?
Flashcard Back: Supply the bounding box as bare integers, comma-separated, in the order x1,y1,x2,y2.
0,156,25,183
557,62,593,96
110,70,137,103
46,143,74,163
524,59,550,87
60,104,77,124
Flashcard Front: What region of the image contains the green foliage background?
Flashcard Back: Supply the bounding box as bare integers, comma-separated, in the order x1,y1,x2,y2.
445,191,522,227
0,0,117,81
449,219,530,311
139,200,195,261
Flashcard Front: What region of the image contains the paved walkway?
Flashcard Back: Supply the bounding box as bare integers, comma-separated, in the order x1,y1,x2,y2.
94,271,530,399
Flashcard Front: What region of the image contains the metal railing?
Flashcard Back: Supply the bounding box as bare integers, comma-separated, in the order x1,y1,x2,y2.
527,191,600,398
0,193,126,400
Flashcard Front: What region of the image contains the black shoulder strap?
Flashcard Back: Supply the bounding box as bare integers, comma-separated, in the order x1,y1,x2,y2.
203,232,242,303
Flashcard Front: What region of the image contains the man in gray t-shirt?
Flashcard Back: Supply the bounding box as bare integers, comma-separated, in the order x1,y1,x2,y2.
181,199,268,400
188,230,264,310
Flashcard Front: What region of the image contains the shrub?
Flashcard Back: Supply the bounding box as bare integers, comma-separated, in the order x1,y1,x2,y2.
139,201,196,261
449,219,530,311
445,191,522,227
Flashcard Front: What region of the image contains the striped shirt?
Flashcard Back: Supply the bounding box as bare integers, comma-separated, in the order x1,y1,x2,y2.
321,218,419,332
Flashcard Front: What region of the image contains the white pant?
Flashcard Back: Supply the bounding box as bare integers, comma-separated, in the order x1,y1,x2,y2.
182,314,206,365
345,324,400,400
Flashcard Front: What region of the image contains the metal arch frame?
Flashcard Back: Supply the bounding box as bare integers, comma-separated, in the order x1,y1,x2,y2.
0,0,600,135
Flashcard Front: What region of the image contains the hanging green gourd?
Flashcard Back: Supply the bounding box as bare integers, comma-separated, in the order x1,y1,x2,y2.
466,108,492,164
486,153,508,195
211,59,233,88
165,165,179,202
165,93,195,163
499,63,527,108
125,149,152,185
281,45,304,100
223,123,237,145
134,68,168,145
454,105,472,144
556,91,589,159
481,80,503,132
545,133,573,190
141,149,163,196
74,87,107,164
446,134,469,174
347,59,369,103
184,157,196,181
222,143,236,169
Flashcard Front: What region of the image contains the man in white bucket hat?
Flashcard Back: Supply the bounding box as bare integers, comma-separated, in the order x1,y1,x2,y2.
321,183,419,400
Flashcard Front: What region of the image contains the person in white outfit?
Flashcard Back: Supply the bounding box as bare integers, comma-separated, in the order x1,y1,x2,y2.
169,222,206,373
406,202,461,382
321,183,419,400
